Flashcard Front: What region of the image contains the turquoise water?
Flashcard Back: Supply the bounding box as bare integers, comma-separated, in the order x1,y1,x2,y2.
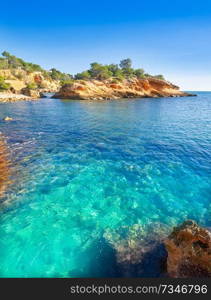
0,92,210,277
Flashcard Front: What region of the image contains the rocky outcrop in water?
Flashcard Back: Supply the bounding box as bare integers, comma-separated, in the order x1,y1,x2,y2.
165,220,211,278
3,116,13,121
21,87,41,98
53,78,195,100
103,220,211,278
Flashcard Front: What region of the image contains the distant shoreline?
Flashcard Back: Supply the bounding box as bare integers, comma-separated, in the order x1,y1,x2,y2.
0,92,38,103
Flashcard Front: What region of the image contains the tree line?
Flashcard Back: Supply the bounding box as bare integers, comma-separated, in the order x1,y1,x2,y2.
74,58,165,81
0,52,165,91
0,51,72,82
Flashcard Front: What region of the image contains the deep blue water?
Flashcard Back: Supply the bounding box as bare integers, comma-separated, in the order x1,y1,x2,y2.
0,92,210,277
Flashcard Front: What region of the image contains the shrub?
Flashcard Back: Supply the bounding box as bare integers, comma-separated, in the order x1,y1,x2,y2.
89,63,112,80
0,76,11,91
74,71,91,80
26,82,38,89
50,68,72,81
60,79,74,86
0,57,8,69
14,73,24,80
134,68,145,78
153,74,165,80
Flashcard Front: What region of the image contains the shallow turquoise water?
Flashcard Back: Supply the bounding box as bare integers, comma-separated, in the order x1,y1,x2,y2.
0,92,210,277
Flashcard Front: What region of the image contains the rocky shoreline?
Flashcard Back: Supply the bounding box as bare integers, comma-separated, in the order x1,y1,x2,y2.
103,220,211,277
53,77,196,100
0,78,196,103
0,88,53,103
0,92,37,103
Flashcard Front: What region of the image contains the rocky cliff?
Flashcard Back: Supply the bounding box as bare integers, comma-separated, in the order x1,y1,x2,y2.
53,77,194,100
0,69,61,102
0,69,60,94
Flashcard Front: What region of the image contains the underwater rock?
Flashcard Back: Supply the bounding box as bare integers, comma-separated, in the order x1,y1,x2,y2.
0,136,11,197
104,223,170,277
165,220,211,277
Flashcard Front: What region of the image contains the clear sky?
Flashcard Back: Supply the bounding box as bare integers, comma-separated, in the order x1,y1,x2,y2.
1,0,211,90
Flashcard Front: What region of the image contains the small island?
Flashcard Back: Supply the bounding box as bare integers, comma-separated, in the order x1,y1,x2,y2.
0,53,195,102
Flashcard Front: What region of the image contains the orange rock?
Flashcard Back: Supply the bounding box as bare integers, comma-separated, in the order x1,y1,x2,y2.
109,83,122,89
0,137,11,197
75,86,86,91
53,78,194,100
165,220,211,277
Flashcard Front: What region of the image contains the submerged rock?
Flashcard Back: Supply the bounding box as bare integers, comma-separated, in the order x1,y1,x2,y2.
103,220,210,277
0,136,11,197
104,223,169,277
165,220,211,277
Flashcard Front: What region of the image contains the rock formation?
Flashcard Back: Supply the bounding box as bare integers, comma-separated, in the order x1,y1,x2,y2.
0,92,39,102
21,87,41,98
3,116,13,121
165,220,211,277
104,223,169,277
53,77,196,100
0,69,60,93
0,136,11,197
103,220,210,277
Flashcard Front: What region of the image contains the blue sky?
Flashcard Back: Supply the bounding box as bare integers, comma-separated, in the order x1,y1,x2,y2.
1,0,211,90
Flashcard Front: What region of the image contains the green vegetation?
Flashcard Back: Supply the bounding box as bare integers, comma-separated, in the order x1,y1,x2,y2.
0,52,166,86
0,76,11,91
73,58,165,81
153,74,165,80
1,51,43,72
49,68,72,81
74,71,91,80
60,79,74,86
26,82,38,90
0,51,72,82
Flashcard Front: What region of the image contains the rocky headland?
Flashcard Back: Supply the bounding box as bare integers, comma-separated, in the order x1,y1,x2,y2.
0,51,70,102
53,77,195,100
0,68,60,102
0,53,196,102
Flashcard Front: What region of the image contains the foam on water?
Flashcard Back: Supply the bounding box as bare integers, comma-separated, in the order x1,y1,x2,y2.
0,93,210,277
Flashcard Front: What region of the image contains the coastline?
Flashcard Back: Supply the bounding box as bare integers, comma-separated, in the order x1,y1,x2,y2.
0,92,38,103
53,78,196,101
0,78,196,103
